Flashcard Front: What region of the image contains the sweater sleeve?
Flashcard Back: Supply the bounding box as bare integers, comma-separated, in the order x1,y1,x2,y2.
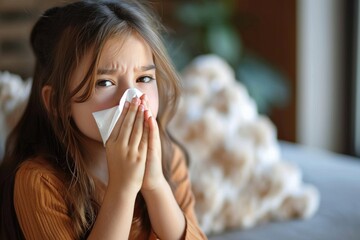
14,160,76,240
171,145,208,240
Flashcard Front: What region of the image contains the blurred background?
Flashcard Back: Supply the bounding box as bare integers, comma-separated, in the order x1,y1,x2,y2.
0,0,359,157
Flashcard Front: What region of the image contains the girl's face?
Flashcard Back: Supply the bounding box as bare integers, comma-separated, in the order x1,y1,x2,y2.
70,32,159,144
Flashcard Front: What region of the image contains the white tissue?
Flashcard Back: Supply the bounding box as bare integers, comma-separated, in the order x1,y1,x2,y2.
92,88,143,145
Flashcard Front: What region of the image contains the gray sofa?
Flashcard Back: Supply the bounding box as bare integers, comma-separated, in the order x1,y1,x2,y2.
208,141,360,240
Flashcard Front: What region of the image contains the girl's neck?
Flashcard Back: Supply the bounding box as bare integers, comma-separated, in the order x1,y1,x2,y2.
82,138,109,186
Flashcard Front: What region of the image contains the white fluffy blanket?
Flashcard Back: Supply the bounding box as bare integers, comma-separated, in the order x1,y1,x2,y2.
169,55,319,234
0,71,31,159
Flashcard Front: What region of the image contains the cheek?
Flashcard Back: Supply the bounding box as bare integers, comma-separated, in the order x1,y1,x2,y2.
144,89,159,118
71,102,102,141
149,97,159,118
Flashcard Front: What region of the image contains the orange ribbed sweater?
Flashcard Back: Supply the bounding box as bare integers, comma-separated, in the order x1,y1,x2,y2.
13,145,207,239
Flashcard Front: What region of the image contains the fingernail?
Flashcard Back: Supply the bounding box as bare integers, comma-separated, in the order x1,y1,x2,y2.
141,99,147,109
125,101,130,108
139,104,144,112
132,97,138,104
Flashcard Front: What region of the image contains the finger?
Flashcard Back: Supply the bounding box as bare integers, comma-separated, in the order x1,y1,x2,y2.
140,93,147,102
144,109,151,120
138,116,149,155
118,97,141,145
128,104,145,147
140,94,148,111
107,101,130,144
141,94,152,119
148,116,160,152
114,101,130,141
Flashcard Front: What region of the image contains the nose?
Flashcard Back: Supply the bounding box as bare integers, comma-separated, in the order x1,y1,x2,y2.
116,75,135,101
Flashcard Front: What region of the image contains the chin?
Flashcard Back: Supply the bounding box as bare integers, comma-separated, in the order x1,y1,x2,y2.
79,133,104,148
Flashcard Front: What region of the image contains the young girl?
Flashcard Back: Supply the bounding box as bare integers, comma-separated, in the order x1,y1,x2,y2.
0,0,207,239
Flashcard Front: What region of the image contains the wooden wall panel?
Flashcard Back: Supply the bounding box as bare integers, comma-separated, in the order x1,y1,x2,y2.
235,0,297,142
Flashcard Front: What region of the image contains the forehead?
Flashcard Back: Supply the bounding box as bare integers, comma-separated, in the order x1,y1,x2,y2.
98,32,154,69
70,32,154,92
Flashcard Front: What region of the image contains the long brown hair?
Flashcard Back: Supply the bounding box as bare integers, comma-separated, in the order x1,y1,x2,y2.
0,0,181,239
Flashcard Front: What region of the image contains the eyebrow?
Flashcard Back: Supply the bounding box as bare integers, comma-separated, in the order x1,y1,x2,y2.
139,64,156,72
97,64,156,75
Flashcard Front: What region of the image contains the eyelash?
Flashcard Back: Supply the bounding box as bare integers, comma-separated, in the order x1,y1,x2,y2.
95,75,155,88
137,75,155,83
96,79,114,87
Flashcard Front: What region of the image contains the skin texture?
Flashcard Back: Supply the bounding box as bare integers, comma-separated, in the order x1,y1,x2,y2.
61,32,186,239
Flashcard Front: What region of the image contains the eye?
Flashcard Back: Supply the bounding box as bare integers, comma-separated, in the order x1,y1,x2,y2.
96,79,114,87
137,76,155,83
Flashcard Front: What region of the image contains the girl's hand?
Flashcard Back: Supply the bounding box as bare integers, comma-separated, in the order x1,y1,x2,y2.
140,95,165,192
105,97,149,195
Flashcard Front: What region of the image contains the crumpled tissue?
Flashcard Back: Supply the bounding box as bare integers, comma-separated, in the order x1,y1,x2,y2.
92,87,143,145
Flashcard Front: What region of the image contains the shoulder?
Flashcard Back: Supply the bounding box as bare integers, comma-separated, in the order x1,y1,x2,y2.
14,157,76,239
170,143,189,177
16,157,65,187
14,157,67,205
169,142,192,193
